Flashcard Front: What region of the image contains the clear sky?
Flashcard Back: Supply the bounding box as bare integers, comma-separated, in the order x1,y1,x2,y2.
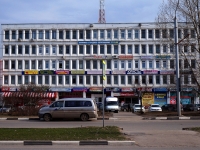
0,0,164,24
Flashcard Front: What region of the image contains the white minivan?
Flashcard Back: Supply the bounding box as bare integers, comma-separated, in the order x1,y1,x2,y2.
104,97,119,113
38,98,98,121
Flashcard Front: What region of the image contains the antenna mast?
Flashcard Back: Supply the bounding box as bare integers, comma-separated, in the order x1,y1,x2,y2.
98,0,106,23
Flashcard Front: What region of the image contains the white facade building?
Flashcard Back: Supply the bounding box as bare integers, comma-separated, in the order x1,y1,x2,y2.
1,23,199,105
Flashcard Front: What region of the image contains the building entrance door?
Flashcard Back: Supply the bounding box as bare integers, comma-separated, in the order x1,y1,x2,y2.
91,94,102,103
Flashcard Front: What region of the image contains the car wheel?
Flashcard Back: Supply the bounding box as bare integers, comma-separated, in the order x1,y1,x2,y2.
80,113,89,121
43,114,52,121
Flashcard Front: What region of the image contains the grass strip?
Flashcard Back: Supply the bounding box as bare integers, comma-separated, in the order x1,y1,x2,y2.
190,127,200,132
0,126,128,141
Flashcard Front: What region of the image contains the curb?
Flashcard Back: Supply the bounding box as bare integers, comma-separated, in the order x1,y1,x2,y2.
0,141,135,146
143,116,200,120
0,117,109,120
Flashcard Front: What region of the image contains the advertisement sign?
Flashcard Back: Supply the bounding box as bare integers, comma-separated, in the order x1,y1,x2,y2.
78,41,119,45
55,70,70,75
126,70,142,74
112,70,126,74
120,92,136,96
113,87,120,92
155,55,171,59
153,88,168,92
137,87,152,92
141,56,154,60
71,70,85,74
143,70,158,74
154,93,167,106
39,70,54,75
142,93,154,106
1,86,10,91
24,70,38,75
72,87,87,92
87,70,110,74
84,55,104,60
50,87,71,92
159,70,175,74
170,96,191,104
118,55,133,60
121,88,134,92
89,87,103,92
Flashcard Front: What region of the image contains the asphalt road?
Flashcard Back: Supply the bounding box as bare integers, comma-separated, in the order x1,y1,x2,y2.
0,112,200,149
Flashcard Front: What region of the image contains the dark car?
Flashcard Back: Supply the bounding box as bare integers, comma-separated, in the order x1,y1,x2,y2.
182,104,195,111
121,103,132,112
161,104,177,111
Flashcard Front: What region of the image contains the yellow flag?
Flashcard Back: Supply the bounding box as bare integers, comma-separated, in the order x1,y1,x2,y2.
102,60,106,65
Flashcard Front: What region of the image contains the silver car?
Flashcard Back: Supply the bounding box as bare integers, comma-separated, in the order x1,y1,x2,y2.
133,104,145,113
38,98,98,121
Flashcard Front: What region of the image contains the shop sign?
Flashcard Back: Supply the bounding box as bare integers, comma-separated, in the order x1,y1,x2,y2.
181,88,193,91
9,88,18,91
118,55,133,60
137,87,152,92
155,55,171,59
120,92,136,96
87,70,110,74
71,70,85,74
141,56,154,60
106,87,112,91
112,70,126,74
24,70,38,75
121,88,134,92
113,93,120,96
55,70,70,75
39,70,55,75
142,93,154,106
126,70,142,74
143,70,158,74
155,93,167,99
73,87,87,92
113,87,120,92
89,87,103,92
84,55,103,60
154,88,168,92
1,86,10,91
50,87,71,92
160,70,175,74
78,41,120,45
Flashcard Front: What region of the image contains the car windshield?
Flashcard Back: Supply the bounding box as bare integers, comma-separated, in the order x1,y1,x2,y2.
107,101,118,105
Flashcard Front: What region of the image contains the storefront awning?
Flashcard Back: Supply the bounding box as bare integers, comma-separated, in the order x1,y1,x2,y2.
2,92,56,98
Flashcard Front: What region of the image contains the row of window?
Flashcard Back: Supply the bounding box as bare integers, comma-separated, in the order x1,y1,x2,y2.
4,28,196,40
3,44,196,55
3,59,196,70
3,74,196,85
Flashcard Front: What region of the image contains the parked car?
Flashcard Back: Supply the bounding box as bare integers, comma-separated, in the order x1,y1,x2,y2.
121,103,133,112
182,104,195,111
96,102,103,111
132,104,145,113
194,104,200,111
0,105,11,113
161,104,177,111
148,104,162,112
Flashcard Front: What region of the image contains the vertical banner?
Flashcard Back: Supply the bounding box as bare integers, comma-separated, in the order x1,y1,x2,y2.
102,60,106,81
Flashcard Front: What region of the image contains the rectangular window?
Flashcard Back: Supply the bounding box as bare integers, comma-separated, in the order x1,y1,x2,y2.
18,60,22,69
86,60,90,69
72,60,76,69
45,46,49,54
170,45,174,53
100,45,104,54
156,45,160,54
39,46,42,54
32,30,36,39
93,60,97,69
170,75,175,84
31,60,36,69
170,29,174,38
65,60,70,69
107,45,111,54
135,60,139,68
79,30,83,39
107,30,111,39
93,30,97,39
18,30,23,39
120,45,125,54
163,61,167,68
52,76,56,85
39,30,43,39
58,76,63,84
66,45,70,54
79,60,83,69
11,46,15,54
86,30,90,39
149,45,153,54
86,76,90,84
178,29,181,38
163,75,167,84
100,30,104,39
59,30,63,39
25,31,29,39
31,75,35,84
114,30,118,38
93,76,97,84
18,76,22,84
191,29,195,38
191,45,195,52
79,76,83,84
142,76,146,84
25,76,29,84
128,45,132,54
142,45,146,54
52,30,56,39
135,30,139,39
121,61,125,69
121,76,125,84
142,61,146,68
45,30,49,39
18,45,22,54
65,30,69,39
135,76,139,84
148,30,153,38
4,76,8,84
141,29,146,38
25,60,29,69
59,46,63,54
184,46,188,53
184,75,188,84
162,29,167,38
128,76,132,84
12,31,16,39
121,30,125,39
72,45,77,54
45,76,49,84
156,61,160,68
184,60,188,68
52,60,56,69
38,76,42,84
59,61,63,69
107,75,111,84
107,60,111,69
128,60,132,69
52,46,56,54
191,59,196,68
114,61,118,69
149,61,153,68
114,75,118,84
155,29,160,38
149,75,153,84
79,45,83,54
156,76,160,84
163,45,167,53
135,45,139,54
86,45,90,54
5,45,9,54
32,45,36,54
11,60,15,69
114,45,118,54
128,30,132,39
93,45,97,54
65,76,69,84
45,60,49,69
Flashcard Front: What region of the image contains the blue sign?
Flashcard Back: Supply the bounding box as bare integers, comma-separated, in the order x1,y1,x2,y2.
154,93,167,106
154,88,168,92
